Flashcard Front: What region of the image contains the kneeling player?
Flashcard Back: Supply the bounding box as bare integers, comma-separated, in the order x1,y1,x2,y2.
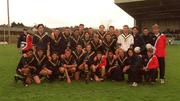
106,50,120,81
123,48,141,87
82,44,96,82
44,52,61,81
72,44,86,80
15,50,37,86
33,48,48,84
91,51,106,81
143,48,159,84
59,49,77,84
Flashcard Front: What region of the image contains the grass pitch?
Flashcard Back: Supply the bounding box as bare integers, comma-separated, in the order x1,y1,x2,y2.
0,45,180,101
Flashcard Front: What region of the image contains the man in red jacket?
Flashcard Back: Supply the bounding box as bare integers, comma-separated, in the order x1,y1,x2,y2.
152,24,167,84
17,28,33,54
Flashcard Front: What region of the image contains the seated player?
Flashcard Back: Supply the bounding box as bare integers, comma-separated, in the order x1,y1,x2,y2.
123,48,141,87
106,50,121,81
91,51,106,81
33,48,48,84
143,48,159,84
134,47,144,82
59,49,77,84
83,44,96,82
15,50,36,86
44,52,61,81
72,44,85,80
116,48,128,81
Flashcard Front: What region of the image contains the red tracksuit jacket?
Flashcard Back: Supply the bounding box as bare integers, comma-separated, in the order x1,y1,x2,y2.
22,34,32,51
146,55,159,70
154,34,166,57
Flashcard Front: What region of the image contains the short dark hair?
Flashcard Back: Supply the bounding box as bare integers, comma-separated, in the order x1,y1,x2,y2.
99,25,105,28
123,25,129,29
79,24,84,27
37,24,44,28
109,26,114,29
132,26,139,31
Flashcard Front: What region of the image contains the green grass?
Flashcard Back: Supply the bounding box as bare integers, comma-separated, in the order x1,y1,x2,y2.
0,45,180,101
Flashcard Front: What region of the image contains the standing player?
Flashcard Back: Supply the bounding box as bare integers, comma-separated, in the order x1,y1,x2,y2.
117,25,134,52
90,34,103,53
132,27,145,54
49,28,63,56
61,27,72,52
32,24,50,54
81,32,91,48
79,24,85,38
152,24,167,84
96,25,107,40
70,29,82,51
102,33,117,53
17,28,32,53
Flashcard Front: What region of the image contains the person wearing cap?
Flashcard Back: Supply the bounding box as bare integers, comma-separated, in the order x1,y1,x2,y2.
152,24,167,84
17,28,33,54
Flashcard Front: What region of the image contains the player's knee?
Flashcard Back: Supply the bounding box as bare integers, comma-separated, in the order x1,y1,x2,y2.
59,67,65,73
33,76,41,84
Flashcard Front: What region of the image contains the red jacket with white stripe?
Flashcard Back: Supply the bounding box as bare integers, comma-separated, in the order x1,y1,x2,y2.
147,55,159,70
22,34,33,51
154,34,166,57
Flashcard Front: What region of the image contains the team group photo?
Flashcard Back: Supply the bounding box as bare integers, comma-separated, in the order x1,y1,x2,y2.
0,0,180,101
15,24,166,87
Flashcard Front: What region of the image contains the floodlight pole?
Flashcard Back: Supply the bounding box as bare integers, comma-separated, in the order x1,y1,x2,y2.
7,0,11,44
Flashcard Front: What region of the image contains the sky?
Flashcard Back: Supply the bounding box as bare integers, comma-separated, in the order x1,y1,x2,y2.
0,0,134,28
